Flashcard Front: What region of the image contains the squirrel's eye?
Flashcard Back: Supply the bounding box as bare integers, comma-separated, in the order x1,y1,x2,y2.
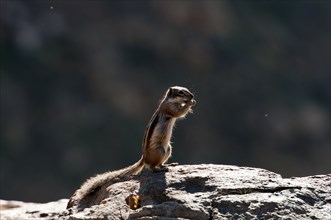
178,90,185,96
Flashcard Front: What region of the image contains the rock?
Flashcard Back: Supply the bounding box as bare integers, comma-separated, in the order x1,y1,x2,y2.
1,164,330,219
0,199,68,220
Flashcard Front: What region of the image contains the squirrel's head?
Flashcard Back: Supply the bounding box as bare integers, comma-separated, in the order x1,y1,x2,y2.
161,86,196,117
166,86,196,105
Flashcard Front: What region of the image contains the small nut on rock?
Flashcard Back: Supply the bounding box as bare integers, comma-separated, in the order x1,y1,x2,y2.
100,199,108,204
125,193,141,210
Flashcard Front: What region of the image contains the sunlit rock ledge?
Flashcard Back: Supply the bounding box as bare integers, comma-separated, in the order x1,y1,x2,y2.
1,164,330,220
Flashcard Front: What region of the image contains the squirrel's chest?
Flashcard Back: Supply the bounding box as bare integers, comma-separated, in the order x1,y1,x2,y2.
149,117,176,148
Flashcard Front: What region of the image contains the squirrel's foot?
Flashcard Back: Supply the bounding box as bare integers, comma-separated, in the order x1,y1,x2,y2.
165,162,179,167
152,166,169,172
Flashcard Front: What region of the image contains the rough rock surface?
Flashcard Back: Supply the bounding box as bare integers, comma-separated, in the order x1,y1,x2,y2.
1,164,330,220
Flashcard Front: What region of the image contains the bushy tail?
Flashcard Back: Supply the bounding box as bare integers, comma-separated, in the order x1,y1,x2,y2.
67,157,144,209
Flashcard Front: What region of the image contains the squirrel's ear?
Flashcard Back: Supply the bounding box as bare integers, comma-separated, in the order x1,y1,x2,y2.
167,87,173,97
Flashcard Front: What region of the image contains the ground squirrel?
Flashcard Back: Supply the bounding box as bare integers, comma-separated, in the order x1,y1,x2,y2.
67,86,196,210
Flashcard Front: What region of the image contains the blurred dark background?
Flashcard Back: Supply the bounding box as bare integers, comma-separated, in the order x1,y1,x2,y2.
1,1,330,202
